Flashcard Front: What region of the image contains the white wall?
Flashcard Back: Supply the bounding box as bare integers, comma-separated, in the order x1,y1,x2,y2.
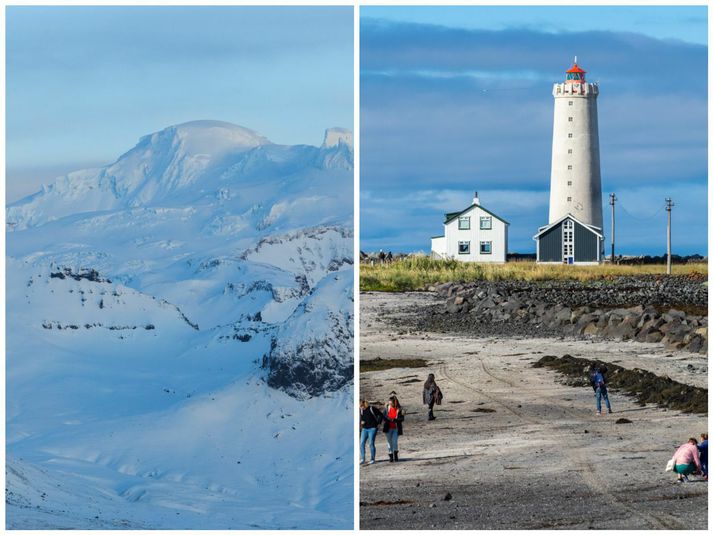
439,205,507,262
548,82,603,230
431,236,446,257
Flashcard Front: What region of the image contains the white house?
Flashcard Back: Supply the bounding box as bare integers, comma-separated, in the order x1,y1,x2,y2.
431,193,509,262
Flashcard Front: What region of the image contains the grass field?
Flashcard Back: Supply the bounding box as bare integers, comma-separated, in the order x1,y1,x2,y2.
360,256,708,292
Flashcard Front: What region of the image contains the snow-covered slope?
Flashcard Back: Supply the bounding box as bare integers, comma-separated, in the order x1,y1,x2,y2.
6,121,354,529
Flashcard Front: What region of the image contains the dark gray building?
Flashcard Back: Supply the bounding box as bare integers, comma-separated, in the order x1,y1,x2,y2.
533,214,603,264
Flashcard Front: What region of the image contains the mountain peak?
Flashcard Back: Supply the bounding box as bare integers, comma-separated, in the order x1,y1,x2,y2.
145,120,272,156
322,128,353,149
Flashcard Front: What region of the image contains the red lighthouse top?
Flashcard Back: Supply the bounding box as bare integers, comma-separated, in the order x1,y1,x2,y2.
565,57,586,83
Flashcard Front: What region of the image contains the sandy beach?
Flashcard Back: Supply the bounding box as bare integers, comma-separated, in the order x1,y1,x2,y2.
359,291,708,530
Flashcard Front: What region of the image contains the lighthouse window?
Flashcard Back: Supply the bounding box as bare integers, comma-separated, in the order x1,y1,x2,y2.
480,241,492,255
480,216,492,230
568,149,573,154
458,216,470,230
568,165,573,170
568,117,573,122
567,197,572,202
568,101,573,106
458,241,470,254
568,133,573,138
567,181,572,186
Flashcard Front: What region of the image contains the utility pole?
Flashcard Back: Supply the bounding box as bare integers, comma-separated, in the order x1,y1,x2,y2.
609,193,617,263
665,198,674,275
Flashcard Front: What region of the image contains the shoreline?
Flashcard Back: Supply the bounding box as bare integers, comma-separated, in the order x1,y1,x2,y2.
359,291,707,530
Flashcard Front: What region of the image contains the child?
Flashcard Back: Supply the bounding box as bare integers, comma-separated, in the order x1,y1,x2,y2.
698,433,708,480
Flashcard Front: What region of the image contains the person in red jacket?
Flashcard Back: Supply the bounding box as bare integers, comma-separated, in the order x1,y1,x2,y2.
382,395,404,462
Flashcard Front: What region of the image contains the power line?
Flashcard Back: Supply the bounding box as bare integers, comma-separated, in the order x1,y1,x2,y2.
617,202,665,222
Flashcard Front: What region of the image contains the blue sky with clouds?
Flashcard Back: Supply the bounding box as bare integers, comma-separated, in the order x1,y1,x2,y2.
7,6,353,202
361,6,707,256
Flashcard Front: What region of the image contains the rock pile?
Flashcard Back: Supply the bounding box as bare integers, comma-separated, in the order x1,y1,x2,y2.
431,277,707,354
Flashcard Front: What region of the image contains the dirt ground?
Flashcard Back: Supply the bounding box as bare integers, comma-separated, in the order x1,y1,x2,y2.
359,292,708,530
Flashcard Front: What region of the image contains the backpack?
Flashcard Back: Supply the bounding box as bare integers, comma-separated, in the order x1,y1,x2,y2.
593,370,605,387
588,369,599,390
434,386,444,405
371,406,383,425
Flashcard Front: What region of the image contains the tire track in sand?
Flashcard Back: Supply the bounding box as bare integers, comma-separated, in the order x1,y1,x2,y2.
438,357,682,530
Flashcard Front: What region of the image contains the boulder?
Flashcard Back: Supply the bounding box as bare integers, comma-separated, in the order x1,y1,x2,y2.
583,322,600,336
554,307,572,325
684,335,705,354
644,330,664,344
604,317,637,340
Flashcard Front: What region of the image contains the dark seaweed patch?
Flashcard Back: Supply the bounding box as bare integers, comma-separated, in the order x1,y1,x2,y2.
534,354,707,414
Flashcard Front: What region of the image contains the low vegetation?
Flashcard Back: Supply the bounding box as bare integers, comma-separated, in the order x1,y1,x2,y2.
360,256,707,292
360,357,429,372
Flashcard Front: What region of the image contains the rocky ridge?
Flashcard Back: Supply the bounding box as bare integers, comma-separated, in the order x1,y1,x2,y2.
423,276,707,354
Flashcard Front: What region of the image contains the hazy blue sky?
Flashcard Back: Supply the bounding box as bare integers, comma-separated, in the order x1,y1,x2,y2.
361,6,707,256
7,6,353,201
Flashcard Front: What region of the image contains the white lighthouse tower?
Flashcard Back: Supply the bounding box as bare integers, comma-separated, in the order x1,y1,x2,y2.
548,58,603,230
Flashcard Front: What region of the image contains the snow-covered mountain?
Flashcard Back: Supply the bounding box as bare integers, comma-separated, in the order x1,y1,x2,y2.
6,120,354,529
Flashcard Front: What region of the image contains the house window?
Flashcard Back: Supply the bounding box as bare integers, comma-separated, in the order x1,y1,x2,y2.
567,165,573,170
568,117,573,122
567,181,572,186
458,216,470,230
568,149,573,154
568,101,573,106
480,241,492,254
568,133,573,138
458,241,470,254
479,216,492,230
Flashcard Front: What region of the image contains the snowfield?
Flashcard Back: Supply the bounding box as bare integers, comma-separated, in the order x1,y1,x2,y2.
6,121,354,529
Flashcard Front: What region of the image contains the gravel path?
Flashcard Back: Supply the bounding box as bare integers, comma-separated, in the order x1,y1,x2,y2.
359,292,708,530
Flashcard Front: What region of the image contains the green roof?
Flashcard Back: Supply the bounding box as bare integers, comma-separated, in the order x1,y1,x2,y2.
443,203,510,225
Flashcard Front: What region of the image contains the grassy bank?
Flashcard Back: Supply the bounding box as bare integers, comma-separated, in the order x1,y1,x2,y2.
360,257,708,292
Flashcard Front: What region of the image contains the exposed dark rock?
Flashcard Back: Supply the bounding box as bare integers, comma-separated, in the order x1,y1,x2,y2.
50,267,109,283
415,277,707,354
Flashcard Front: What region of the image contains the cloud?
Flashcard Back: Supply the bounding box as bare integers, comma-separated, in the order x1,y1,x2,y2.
361,19,706,94
7,7,353,74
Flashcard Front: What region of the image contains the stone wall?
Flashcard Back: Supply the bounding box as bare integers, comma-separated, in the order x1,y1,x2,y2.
431,276,707,354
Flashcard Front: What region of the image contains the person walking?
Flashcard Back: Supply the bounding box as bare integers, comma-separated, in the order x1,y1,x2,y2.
589,364,612,415
672,437,702,482
360,400,381,465
382,395,404,462
698,433,708,481
423,373,443,421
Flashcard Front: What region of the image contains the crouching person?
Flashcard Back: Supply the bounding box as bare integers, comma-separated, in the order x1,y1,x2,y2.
673,438,702,482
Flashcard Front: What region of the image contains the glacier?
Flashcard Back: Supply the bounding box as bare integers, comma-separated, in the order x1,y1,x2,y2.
6,120,354,529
